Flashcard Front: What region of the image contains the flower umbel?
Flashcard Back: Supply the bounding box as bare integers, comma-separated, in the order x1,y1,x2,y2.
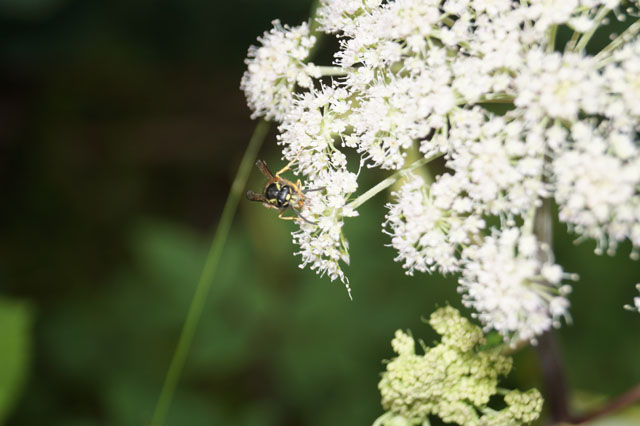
242,0,640,334
241,2,640,424
459,227,572,344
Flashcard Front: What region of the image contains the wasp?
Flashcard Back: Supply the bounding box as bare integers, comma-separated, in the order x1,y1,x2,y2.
246,159,320,224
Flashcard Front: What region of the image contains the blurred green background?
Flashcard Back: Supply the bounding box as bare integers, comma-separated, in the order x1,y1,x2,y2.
0,1,639,425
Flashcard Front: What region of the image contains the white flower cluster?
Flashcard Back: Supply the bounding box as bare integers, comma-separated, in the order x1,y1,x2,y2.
316,0,383,35
459,227,572,344
240,20,320,121
553,120,640,255
242,0,640,336
386,177,572,343
277,86,352,179
276,85,359,296
384,175,485,275
442,108,549,216
293,168,358,298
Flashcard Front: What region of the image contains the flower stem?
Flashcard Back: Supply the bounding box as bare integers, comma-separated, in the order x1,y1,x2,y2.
307,0,325,58
308,0,322,35
533,198,572,423
477,94,515,104
495,387,511,396
317,66,349,77
595,18,640,65
347,152,443,211
547,24,558,52
372,412,394,426
574,6,610,52
152,1,324,421
533,198,553,258
566,30,582,52
149,119,270,426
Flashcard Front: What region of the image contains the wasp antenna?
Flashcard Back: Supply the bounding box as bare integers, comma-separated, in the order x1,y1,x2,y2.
290,206,317,225
303,186,326,194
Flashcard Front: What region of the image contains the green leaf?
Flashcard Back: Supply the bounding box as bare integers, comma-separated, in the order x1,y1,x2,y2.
0,297,33,424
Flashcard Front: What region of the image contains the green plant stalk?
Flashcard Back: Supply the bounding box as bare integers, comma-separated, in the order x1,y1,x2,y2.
347,152,443,211
532,198,572,422
547,24,558,52
595,18,640,65
407,142,433,186
308,0,322,35
574,6,610,52
317,65,350,76
151,1,323,423
307,0,324,58
565,29,582,52
150,119,270,426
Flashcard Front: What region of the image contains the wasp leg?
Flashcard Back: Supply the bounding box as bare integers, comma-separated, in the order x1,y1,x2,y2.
277,209,298,221
290,178,305,199
277,207,316,225
275,160,294,177
275,152,302,177
262,202,280,210
292,179,325,198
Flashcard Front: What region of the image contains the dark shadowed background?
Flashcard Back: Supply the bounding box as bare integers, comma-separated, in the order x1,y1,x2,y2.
1,1,639,425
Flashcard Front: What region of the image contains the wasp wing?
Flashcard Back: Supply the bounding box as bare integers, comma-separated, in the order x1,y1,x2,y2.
255,159,275,179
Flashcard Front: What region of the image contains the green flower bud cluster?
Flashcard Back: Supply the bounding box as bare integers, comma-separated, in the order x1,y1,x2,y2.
479,389,544,425
375,307,543,426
